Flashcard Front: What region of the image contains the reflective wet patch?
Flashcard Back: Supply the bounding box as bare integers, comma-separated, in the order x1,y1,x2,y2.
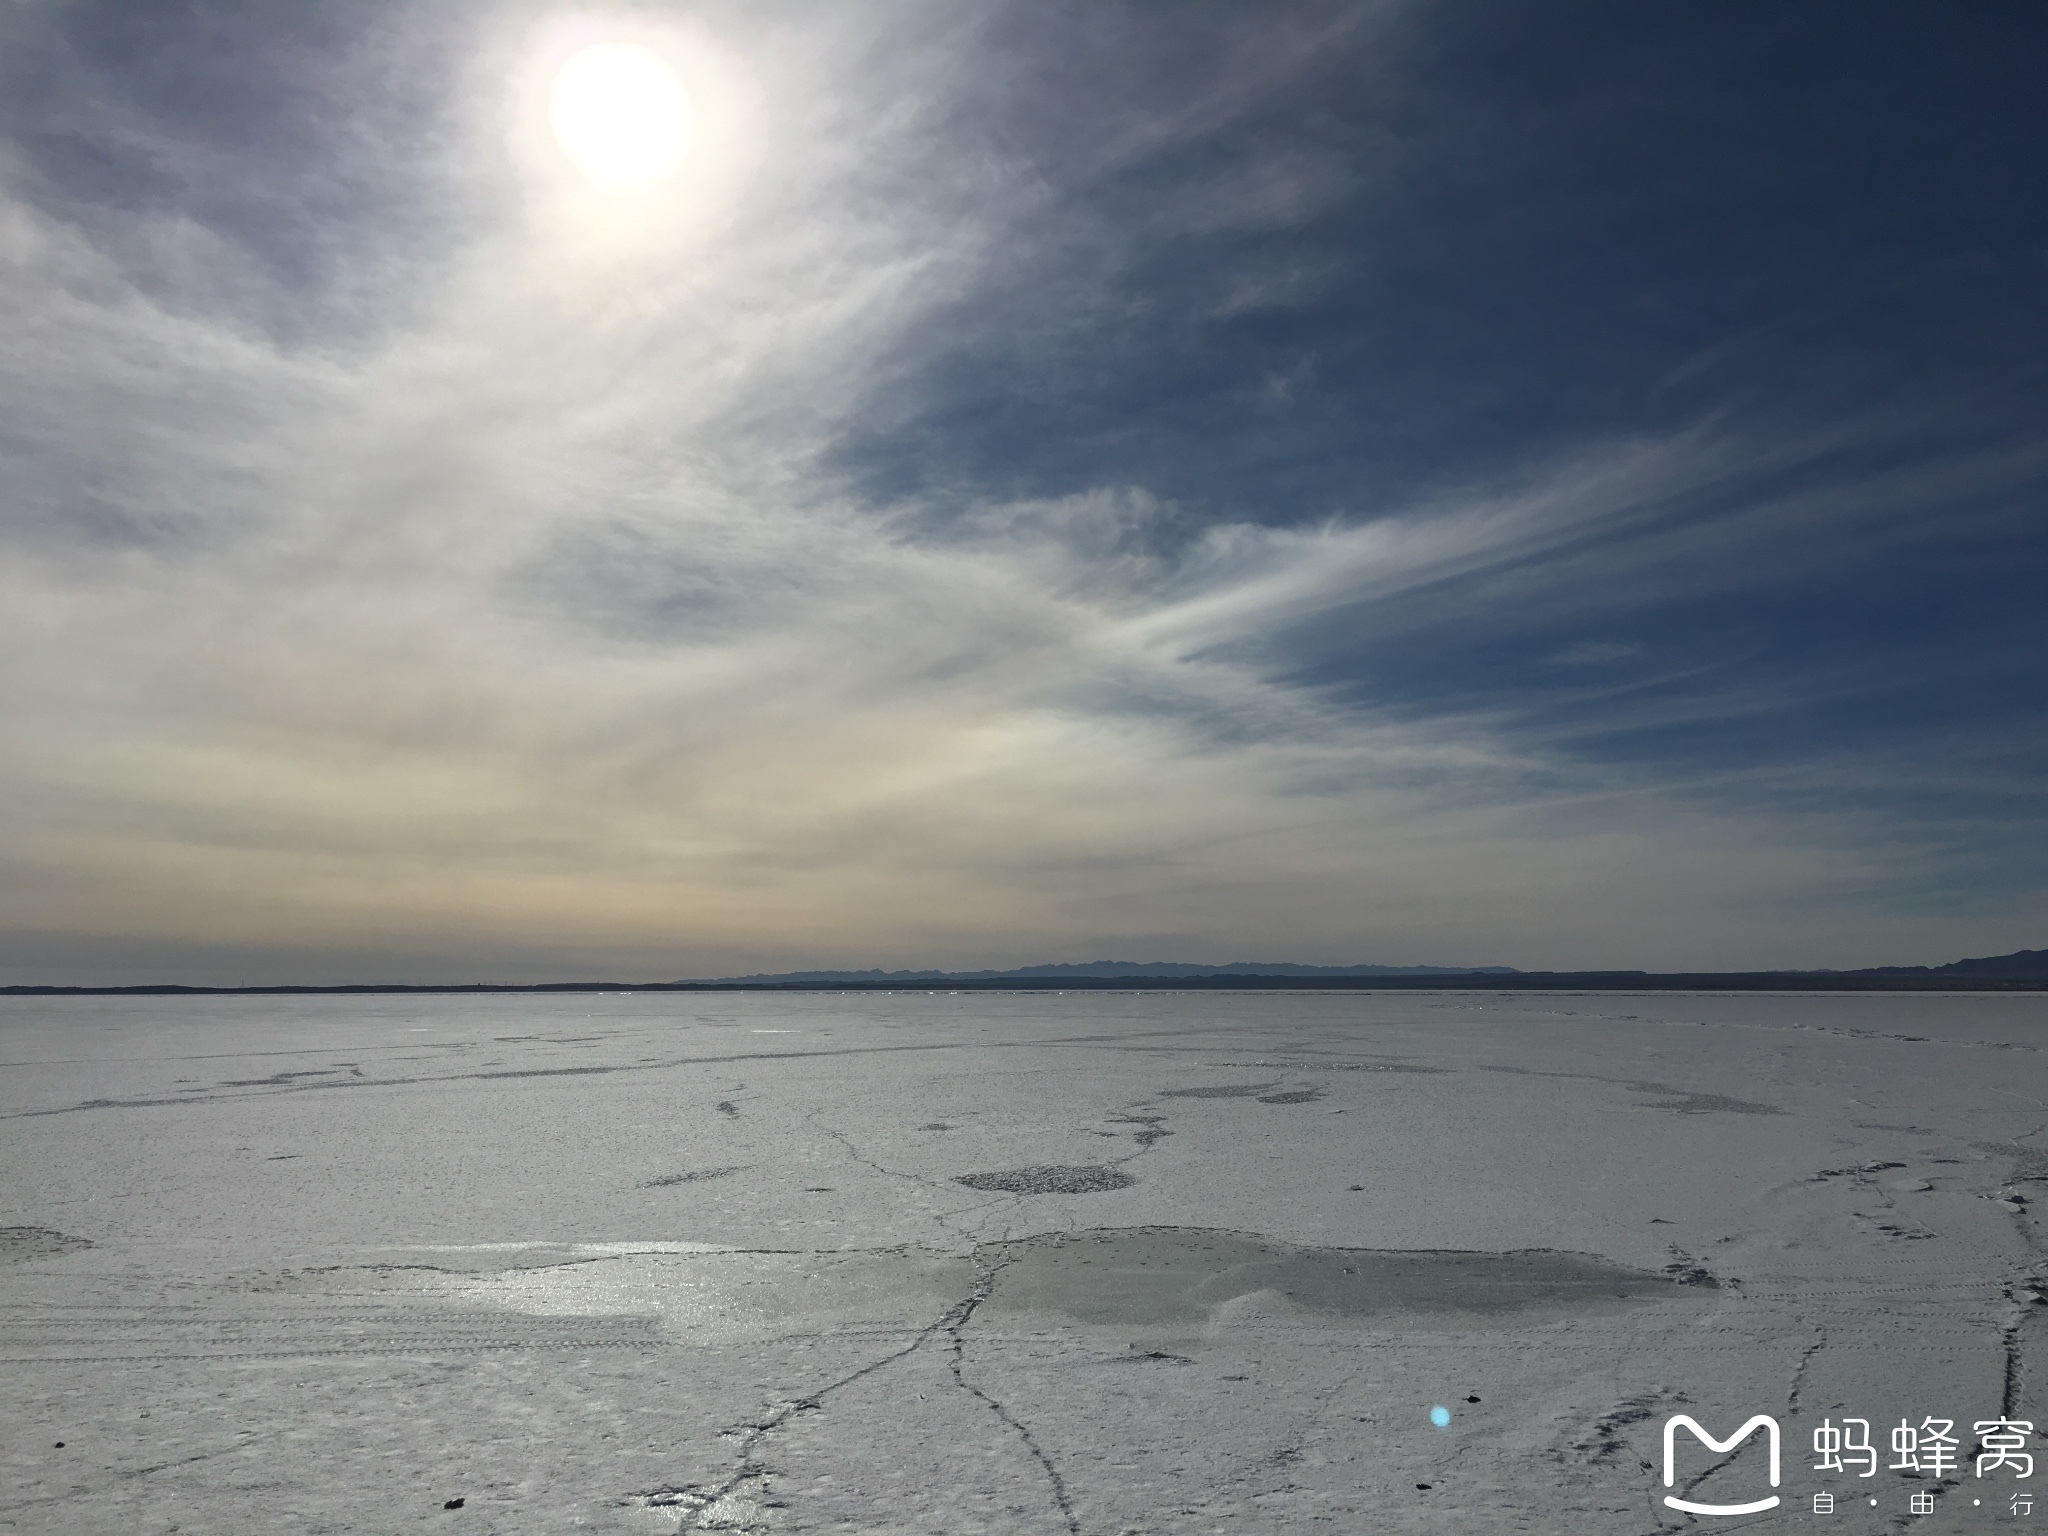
981,1227,1715,1325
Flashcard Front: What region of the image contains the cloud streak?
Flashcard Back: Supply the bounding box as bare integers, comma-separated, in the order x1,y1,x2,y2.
0,1,2041,982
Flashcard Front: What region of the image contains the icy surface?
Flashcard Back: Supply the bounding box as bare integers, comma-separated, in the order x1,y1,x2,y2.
1,989,2045,1532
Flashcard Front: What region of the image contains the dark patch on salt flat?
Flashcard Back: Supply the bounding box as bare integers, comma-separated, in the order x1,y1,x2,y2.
1158,1083,1279,1099
715,1101,739,1117
980,1227,1714,1325
1229,1059,1448,1075
1811,1161,1906,1181
1577,1394,1664,1461
917,1122,954,1131
1109,1113,1170,1146
644,1166,744,1188
1257,1089,1323,1104
956,1165,1137,1194
220,1067,357,1087
1634,1089,1784,1115
0,1227,93,1263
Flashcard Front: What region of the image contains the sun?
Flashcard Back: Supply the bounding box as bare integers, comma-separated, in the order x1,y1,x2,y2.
549,44,691,186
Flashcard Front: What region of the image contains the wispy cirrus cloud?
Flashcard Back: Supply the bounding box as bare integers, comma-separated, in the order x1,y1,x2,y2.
0,0,2041,983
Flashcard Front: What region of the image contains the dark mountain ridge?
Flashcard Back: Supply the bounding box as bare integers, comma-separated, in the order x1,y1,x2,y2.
692,959,1522,985
1870,948,2048,979
5,950,2043,995
692,949,2048,986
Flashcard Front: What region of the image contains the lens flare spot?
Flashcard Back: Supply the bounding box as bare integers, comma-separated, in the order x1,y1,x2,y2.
550,44,690,185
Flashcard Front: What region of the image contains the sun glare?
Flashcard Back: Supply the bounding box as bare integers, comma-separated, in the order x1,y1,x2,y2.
549,44,690,186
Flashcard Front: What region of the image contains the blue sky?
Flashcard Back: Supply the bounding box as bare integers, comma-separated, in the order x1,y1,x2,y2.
0,1,2042,982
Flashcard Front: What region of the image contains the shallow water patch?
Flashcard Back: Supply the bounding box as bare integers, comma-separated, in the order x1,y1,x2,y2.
271,1245,976,1333
980,1227,1713,1326
1632,1087,1784,1115
251,1227,1707,1340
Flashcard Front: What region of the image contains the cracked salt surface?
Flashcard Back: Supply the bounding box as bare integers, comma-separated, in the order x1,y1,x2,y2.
4,989,2046,1534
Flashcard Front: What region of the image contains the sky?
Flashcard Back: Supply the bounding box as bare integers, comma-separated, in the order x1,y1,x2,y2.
1,0,2043,985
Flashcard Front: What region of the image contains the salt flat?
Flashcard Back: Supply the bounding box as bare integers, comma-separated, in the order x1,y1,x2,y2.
2,990,2044,1534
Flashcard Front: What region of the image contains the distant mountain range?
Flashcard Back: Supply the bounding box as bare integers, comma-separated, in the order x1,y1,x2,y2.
687,959,1524,984
1862,947,2048,979
683,948,2048,987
